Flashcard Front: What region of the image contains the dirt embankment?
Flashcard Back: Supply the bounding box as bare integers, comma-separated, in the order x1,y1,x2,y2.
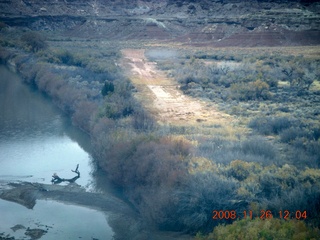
121,49,233,126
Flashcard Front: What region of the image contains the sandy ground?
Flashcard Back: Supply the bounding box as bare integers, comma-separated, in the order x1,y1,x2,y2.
121,49,233,126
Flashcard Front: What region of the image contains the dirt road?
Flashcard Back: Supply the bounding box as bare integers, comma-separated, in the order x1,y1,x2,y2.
121,49,233,126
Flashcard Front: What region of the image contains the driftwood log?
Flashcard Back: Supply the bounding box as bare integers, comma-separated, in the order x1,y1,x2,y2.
51,164,80,184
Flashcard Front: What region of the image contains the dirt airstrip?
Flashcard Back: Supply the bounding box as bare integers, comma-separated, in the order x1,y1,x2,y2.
121,49,233,127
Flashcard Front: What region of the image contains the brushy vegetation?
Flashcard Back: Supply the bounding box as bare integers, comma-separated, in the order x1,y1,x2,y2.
21,31,48,52
1,29,319,238
195,218,320,240
147,47,320,236
172,50,319,101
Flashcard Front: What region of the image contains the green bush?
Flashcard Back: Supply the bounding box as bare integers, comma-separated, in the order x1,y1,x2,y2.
196,218,320,240
249,116,293,135
230,80,270,101
101,81,114,96
228,160,251,181
171,172,238,233
241,136,277,161
132,108,156,132
280,127,310,143
55,50,87,67
101,93,134,119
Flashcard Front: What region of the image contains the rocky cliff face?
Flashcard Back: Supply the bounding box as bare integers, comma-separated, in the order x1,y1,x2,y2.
0,0,319,46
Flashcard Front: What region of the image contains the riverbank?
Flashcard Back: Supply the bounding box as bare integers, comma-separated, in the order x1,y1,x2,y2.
0,59,192,239
0,43,195,239
0,181,135,213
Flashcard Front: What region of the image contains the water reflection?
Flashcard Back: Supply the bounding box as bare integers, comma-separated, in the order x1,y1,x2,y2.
0,65,93,187
0,199,113,240
0,65,114,238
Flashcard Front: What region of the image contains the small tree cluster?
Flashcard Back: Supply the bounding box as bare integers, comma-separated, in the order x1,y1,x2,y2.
21,32,48,52
281,59,319,92
230,79,270,101
249,116,294,135
101,81,115,96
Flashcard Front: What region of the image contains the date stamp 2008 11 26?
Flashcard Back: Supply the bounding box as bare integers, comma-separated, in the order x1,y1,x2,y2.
212,210,307,220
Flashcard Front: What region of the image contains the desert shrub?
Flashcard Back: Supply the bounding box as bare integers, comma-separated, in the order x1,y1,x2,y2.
125,137,191,188
51,66,109,84
264,76,279,88
197,136,278,165
269,116,293,134
255,165,297,196
56,50,75,65
171,172,239,233
247,164,320,222
197,137,230,159
112,77,134,98
102,95,133,119
54,49,87,67
91,117,121,160
280,58,319,92
228,160,251,181
21,32,48,52
55,83,83,113
248,117,273,135
252,79,270,99
312,127,320,141
175,59,211,87
14,58,39,85
230,80,270,101
241,136,277,161
287,147,319,168
258,172,282,198
249,116,293,135
101,81,115,96
230,82,254,100
300,168,320,186
264,186,320,221
72,100,98,133
0,38,16,48
196,218,320,240
280,127,310,143
93,131,193,228
99,77,136,119
33,66,84,113
0,47,12,63
306,141,320,159
132,107,156,132
101,93,134,119
32,64,64,95
87,60,118,75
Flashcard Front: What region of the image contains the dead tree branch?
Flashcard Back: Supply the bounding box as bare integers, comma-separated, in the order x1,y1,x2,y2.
51,164,80,184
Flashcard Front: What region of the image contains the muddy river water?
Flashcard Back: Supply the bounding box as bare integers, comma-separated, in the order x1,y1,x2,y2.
0,65,114,239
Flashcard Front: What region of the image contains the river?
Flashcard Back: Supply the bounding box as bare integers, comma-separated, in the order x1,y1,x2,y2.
0,65,114,239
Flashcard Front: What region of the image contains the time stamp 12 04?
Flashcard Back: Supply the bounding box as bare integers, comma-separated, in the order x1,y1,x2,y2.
212,210,307,220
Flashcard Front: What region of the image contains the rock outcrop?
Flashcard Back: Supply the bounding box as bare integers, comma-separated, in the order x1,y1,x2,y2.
0,0,319,46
